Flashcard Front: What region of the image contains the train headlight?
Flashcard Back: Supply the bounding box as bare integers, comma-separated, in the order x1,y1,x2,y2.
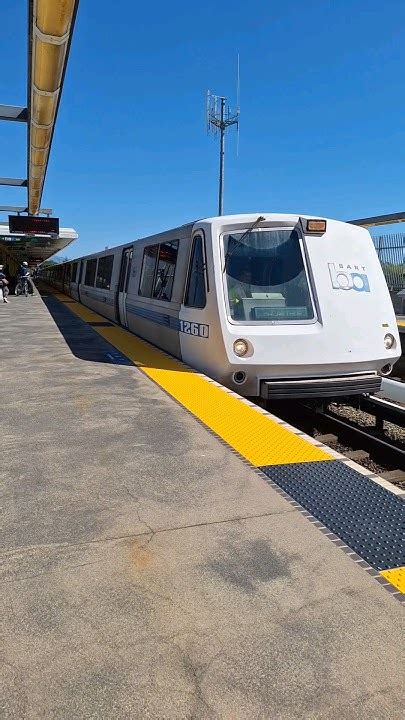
384,333,395,350
233,339,249,357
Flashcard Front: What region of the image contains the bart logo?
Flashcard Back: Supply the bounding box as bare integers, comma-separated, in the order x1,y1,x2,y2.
328,263,370,292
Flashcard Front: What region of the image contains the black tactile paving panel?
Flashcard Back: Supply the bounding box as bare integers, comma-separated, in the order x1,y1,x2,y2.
259,461,405,571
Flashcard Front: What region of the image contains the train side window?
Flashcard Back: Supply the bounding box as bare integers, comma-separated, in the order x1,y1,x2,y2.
96,255,114,290
153,240,179,301
184,235,207,308
139,244,158,297
71,262,78,283
84,258,97,286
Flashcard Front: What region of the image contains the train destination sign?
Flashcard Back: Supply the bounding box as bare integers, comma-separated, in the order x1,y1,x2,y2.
8,215,60,236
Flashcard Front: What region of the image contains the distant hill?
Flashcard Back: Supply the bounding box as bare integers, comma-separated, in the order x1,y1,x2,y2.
42,254,70,266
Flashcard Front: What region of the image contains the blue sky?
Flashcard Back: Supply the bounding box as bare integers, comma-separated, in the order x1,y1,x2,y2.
0,0,404,258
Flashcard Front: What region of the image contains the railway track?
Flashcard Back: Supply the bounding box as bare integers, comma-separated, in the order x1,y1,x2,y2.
360,393,405,428
313,399,405,470
266,394,405,484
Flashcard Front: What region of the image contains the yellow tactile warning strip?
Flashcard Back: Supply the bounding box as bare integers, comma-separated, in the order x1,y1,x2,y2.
397,319,405,327
49,291,333,466
380,566,405,594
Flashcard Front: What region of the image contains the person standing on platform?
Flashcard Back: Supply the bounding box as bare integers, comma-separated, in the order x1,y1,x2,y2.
0,264,9,303
17,261,35,295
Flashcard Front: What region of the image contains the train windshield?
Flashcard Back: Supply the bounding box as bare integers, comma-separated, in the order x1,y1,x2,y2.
223,228,315,322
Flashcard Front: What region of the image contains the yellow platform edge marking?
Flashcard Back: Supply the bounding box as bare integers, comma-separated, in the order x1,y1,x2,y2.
380,566,405,594
49,289,333,467
397,320,405,327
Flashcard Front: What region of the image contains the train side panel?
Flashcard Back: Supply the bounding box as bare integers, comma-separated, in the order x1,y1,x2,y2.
123,230,191,359
77,249,121,322
178,224,228,378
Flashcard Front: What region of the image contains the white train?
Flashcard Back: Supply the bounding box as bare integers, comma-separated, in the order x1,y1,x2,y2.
42,213,400,399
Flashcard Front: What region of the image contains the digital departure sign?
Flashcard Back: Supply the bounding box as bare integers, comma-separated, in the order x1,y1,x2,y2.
8,215,59,236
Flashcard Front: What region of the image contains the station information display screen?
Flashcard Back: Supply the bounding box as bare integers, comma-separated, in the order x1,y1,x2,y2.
8,215,59,235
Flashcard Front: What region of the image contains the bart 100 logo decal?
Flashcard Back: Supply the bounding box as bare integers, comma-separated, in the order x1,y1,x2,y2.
328,263,370,293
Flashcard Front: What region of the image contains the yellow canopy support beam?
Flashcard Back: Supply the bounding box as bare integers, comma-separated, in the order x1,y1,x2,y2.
28,0,80,215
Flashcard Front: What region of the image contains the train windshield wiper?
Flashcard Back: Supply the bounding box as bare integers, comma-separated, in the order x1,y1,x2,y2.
223,216,265,273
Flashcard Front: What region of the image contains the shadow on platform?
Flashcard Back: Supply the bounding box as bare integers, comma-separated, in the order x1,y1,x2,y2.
40,290,133,366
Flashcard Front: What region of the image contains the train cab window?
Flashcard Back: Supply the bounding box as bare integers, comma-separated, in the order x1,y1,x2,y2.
84,258,97,286
153,240,179,301
71,262,78,283
223,229,315,323
96,255,114,290
139,244,158,297
185,235,207,308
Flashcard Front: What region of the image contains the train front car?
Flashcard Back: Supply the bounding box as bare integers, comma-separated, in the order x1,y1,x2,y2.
181,214,400,399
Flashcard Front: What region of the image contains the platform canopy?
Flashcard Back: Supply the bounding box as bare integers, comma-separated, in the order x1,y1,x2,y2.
0,1,80,215
0,221,78,268
348,211,405,228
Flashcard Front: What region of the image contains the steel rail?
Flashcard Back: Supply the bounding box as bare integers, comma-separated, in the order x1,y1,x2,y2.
360,395,405,428
315,406,405,468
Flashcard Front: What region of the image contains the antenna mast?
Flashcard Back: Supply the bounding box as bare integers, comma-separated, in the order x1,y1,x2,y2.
206,77,240,216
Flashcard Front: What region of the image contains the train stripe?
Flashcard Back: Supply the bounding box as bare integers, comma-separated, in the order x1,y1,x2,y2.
126,303,179,330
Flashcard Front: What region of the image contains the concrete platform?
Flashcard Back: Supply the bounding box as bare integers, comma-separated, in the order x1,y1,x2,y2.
1,292,404,719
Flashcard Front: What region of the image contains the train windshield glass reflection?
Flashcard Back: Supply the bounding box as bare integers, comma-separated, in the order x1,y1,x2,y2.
223,229,315,322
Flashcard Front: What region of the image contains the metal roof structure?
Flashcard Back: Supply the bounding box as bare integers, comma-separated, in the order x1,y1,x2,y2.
0,223,78,267
0,1,80,215
348,212,405,228
0,1,80,269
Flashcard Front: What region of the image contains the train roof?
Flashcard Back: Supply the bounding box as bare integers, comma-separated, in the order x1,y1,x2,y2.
45,213,367,266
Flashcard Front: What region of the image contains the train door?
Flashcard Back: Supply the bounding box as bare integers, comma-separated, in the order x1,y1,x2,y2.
63,264,71,294
117,247,133,327
178,233,210,366
77,259,84,303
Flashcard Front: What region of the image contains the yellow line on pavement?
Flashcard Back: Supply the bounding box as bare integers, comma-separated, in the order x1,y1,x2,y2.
51,289,333,467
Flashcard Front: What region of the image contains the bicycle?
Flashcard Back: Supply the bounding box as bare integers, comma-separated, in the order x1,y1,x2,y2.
15,277,30,297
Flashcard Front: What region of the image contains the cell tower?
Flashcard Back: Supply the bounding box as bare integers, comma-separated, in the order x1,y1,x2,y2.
206,61,240,216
